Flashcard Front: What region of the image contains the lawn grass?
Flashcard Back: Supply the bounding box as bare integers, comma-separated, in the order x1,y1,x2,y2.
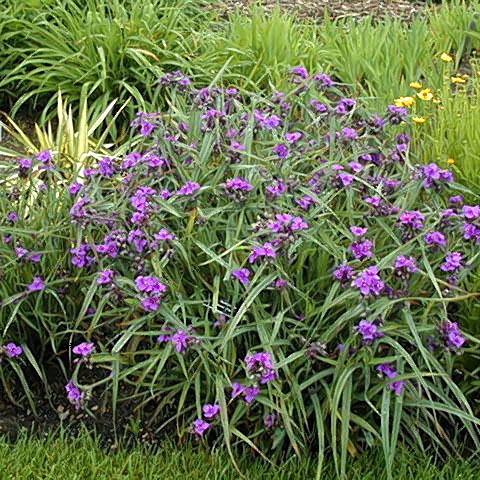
0,434,479,480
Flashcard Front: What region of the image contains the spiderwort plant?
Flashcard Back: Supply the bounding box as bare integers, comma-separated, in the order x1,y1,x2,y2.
1,67,480,478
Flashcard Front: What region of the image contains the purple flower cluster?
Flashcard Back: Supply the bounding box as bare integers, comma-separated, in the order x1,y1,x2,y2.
376,363,406,395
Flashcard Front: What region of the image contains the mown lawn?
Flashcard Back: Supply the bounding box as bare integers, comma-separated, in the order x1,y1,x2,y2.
0,434,478,480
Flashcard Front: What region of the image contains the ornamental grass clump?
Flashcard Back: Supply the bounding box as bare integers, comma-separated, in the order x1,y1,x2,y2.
1,67,480,479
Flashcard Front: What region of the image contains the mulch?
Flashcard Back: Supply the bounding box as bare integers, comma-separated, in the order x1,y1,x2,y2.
212,0,429,22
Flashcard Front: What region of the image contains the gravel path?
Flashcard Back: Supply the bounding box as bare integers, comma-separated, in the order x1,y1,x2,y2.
213,0,427,21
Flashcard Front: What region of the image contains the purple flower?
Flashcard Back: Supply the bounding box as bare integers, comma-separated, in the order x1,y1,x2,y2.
350,226,368,237
244,352,277,384
440,252,463,272
249,242,277,263
462,205,480,220
314,72,334,88
274,278,289,289
232,268,251,286
377,363,397,379
177,181,200,196
398,210,425,230
441,321,466,350
310,100,329,113
192,419,211,437
3,342,23,358
449,195,463,205
355,320,383,344
202,403,220,419
7,212,19,223
335,98,356,115
390,380,406,396
69,182,83,196
291,66,309,79
354,266,385,296
72,342,95,357
141,296,162,312
272,143,290,159
65,381,84,410
421,163,454,188
135,276,167,295
97,269,116,285
337,172,354,187
127,229,148,253
71,244,95,268
231,382,246,399
171,330,197,353
424,231,447,248
350,240,374,260
387,105,408,124
37,150,53,163
266,180,287,198
394,255,418,274
243,386,261,404
267,213,309,234
18,158,33,170
154,228,177,242
284,132,303,144
341,127,358,141
333,264,355,284
225,177,253,192
296,195,316,211
27,276,45,292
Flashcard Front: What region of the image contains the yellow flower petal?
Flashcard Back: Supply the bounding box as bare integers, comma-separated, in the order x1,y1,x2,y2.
447,158,455,165
417,88,433,101
409,81,422,89
412,116,426,124
451,76,466,84
440,52,453,62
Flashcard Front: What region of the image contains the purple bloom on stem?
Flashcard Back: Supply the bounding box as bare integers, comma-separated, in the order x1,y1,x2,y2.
350,226,368,237
314,72,334,87
7,212,19,223
69,182,83,196
192,419,211,437
398,210,425,230
335,98,356,115
225,177,253,192
154,228,177,242
202,404,220,419
141,296,162,312
310,99,329,113
245,352,277,384
232,268,251,286
462,205,480,220
243,386,261,404
284,132,303,144
441,321,466,350
337,172,354,187
424,231,447,248
72,342,95,357
354,266,385,296
177,181,200,196
97,269,116,285
394,255,418,274
3,342,23,358
333,264,355,283
272,144,290,159
27,276,45,292
267,213,309,234
291,66,309,79
18,158,33,170
421,163,454,188
65,381,84,410
355,320,383,344
266,180,287,199
37,150,53,163
171,330,196,353
350,240,374,260
135,276,167,295
440,252,463,272
341,127,358,141
377,363,397,379
231,382,245,399
296,195,316,211
249,242,277,263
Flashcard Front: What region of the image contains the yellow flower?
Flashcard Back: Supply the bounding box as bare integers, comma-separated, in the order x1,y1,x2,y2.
451,76,466,84
447,158,455,165
440,52,453,62
412,116,426,124
433,98,441,104
409,81,422,89
394,96,415,108
417,88,433,101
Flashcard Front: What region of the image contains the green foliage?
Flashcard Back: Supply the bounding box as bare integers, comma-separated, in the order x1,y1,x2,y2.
0,0,210,122
1,434,480,480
